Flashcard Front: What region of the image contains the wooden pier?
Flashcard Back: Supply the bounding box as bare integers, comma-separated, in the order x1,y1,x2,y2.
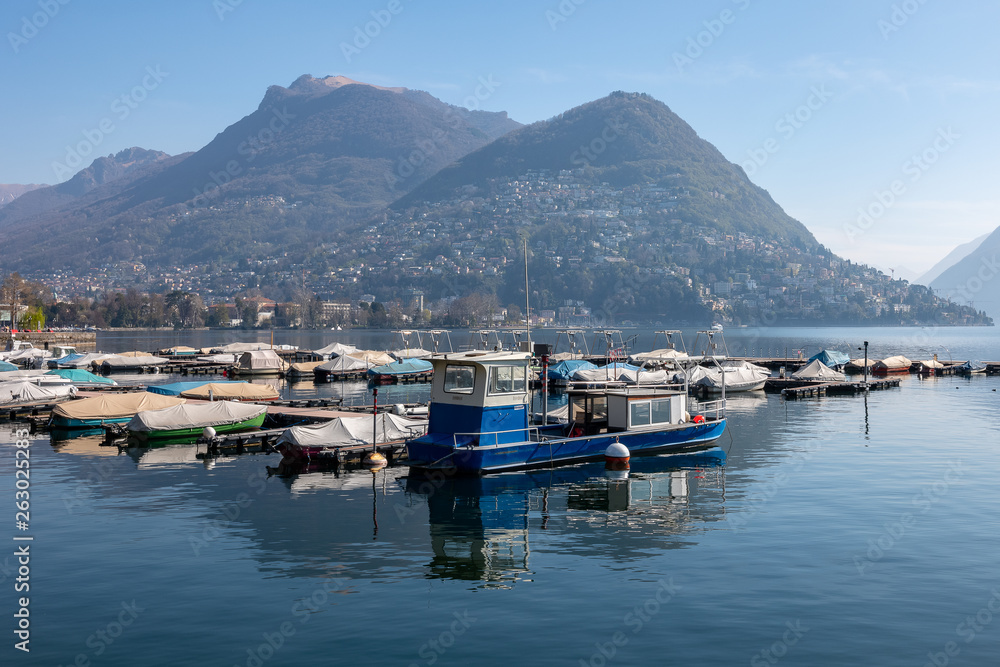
766,378,901,399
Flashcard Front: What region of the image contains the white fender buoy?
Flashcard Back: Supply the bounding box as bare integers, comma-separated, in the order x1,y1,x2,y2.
202,426,217,440
363,451,387,469
605,442,630,470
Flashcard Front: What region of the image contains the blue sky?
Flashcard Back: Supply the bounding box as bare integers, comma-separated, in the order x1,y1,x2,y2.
2,0,998,278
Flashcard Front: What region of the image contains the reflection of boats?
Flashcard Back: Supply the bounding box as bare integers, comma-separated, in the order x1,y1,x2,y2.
401,450,725,586
406,351,726,473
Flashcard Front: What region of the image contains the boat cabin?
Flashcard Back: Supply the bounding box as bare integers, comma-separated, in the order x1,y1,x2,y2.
49,345,77,358
427,350,531,446
567,387,687,436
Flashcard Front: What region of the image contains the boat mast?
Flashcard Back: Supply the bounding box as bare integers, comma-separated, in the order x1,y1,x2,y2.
523,237,531,350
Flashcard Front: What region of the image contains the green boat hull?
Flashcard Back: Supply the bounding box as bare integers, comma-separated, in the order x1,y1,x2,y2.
129,412,266,444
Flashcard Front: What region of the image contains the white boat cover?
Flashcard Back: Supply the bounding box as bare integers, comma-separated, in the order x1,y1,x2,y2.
101,355,169,368
53,393,186,420
918,359,945,369
874,355,912,371
157,346,198,355
316,355,372,373
312,342,358,358
178,382,279,401
723,359,770,374
572,363,641,383
275,413,428,448
117,351,152,357
197,354,237,364
847,358,875,369
212,342,275,353
127,401,266,433
630,348,689,364
0,381,76,405
0,370,72,385
392,348,433,360
692,364,770,391
61,353,116,368
548,352,585,362
618,368,674,385
233,349,285,371
348,350,395,366
791,359,846,382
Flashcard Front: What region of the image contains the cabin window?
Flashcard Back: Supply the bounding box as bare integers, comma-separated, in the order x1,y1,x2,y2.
443,365,476,394
488,365,526,395
629,398,672,428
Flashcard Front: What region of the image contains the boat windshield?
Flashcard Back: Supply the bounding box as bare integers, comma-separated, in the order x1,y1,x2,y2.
443,365,476,394
488,365,526,395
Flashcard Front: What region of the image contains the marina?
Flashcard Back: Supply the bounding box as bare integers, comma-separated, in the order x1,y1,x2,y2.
3,325,1000,666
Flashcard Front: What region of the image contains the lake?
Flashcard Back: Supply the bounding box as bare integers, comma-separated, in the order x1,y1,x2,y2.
2,326,998,666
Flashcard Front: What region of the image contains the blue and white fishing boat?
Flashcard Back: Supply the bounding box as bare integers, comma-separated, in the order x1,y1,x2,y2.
405,350,727,474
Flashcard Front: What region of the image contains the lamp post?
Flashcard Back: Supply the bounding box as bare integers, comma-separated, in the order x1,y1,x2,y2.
858,340,869,389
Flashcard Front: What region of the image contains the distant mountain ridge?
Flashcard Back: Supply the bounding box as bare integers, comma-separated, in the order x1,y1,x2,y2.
0,147,170,227
0,184,46,208
0,76,522,271
930,226,1000,323
917,233,989,286
396,91,817,250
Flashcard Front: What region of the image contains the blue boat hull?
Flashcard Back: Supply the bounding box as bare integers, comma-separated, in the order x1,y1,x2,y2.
406,419,727,473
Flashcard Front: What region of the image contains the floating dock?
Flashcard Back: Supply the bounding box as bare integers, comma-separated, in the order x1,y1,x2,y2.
765,378,901,399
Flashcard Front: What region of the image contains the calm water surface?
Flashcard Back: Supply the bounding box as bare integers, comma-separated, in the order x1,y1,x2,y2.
2,327,999,666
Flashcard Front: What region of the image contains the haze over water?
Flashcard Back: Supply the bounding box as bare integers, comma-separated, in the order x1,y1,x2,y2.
1,326,998,665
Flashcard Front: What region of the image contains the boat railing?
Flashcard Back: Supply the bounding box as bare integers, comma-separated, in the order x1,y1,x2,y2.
452,426,540,448
696,399,727,421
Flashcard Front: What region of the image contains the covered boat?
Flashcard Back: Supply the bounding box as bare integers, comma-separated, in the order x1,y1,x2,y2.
691,361,770,393
178,382,279,401
955,360,987,374
313,354,374,381
229,349,287,376
571,362,642,385
367,358,433,383
806,350,851,370
872,355,912,375
405,350,726,474
0,381,76,407
286,360,325,378
791,359,846,382
146,380,247,396
916,359,945,375
126,401,267,442
312,342,358,360
156,345,199,356
59,352,115,369
51,392,186,428
99,355,169,372
45,368,117,386
546,359,598,386
275,413,428,460
0,360,18,372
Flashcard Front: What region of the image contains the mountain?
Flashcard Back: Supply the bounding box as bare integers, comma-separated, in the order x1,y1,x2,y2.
395,91,817,250
929,226,1000,323
0,75,521,271
0,184,46,208
0,147,171,227
916,233,989,287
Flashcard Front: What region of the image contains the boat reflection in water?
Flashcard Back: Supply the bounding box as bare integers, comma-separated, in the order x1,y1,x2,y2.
401,448,727,588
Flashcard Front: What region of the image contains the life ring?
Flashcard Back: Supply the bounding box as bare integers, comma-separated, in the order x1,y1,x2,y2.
692,415,705,424
570,426,584,438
